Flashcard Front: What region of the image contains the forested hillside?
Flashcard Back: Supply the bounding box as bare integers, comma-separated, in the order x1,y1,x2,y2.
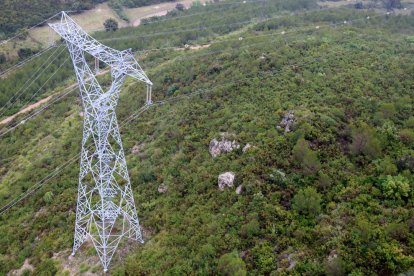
0,0,178,39
0,0,104,39
114,0,174,8
0,0,414,275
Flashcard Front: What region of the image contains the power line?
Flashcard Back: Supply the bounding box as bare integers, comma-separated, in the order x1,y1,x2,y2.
0,44,60,78
90,0,275,34
11,55,71,117
0,9,400,137
0,104,150,217
0,45,66,117
0,83,75,138
0,57,71,138
0,12,62,45
134,0,270,26
135,10,391,56
0,4,405,220
0,35,378,215
0,0,269,79
65,0,269,21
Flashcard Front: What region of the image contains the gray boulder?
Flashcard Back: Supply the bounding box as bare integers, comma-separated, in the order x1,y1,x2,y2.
157,183,168,194
278,110,296,133
218,172,235,191
209,137,240,158
236,185,243,194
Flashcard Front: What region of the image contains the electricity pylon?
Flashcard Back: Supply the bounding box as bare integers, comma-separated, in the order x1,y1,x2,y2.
49,12,152,272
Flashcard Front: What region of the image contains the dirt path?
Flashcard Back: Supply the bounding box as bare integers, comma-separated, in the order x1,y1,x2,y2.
0,42,212,127
0,95,53,125
0,80,80,126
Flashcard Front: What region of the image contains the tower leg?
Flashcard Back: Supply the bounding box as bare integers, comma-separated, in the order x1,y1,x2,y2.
67,44,144,271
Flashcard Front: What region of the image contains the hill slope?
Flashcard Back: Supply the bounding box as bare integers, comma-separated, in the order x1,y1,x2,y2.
0,1,414,275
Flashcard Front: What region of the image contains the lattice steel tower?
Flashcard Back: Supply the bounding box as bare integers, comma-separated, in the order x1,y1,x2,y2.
49,12,152,272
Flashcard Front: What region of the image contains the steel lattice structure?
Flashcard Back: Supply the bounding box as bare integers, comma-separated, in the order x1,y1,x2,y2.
49,12,152,272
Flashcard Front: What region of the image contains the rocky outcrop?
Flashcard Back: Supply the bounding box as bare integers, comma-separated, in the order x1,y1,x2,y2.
209,137,240,158
277,110,296,133
218,172,235,191
328,249,338,262
132,143,145,155
157,184,168,193
242,143,252,153
236,185,243,194
7,259,34,276
277,253,297,271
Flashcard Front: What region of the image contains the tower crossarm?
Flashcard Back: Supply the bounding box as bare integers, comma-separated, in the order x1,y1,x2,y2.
49,12,152,85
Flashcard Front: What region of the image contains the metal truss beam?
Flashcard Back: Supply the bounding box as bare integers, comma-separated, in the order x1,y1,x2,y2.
49,12,151,272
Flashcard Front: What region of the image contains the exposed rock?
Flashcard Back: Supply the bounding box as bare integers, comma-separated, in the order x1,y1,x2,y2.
157,183,168,193
240,250,248,259
269,169,286,184
277,253,297,271
242,143,253,153
52,239,100,275
328,249,338,262
278,110,296,133
209,136,240,158
7,259,34,276
218,172,235,191
236,185,243,194
132,143,145,156
287,254,297,270
34,207,48,218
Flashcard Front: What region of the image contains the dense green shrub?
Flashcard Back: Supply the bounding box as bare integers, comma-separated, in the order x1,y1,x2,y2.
217,251,247,276
292,187,322,217
33,259,57,276
381,175,410,200
250,242,276,274
0,53,6,64
0,0,98,37
292,138,321,175
104,18,119,32
350,125,382,159
0,2,414,275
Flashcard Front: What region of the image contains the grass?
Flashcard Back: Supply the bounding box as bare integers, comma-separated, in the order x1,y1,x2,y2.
125,0,208,26
0,3,125,57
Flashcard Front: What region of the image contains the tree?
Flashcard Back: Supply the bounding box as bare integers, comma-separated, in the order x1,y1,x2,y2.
400,129,414,146
250,242,276,274
350,125,382,159
355,2,364,9
382,0,402,10
292,138,321,175
176,3,185,11
381,175,410,200
104,18,119,32
17,48,34,59
0,53,6,64
292,187,322,217
33,259,57,276
217,251,247,276
43,191,54,204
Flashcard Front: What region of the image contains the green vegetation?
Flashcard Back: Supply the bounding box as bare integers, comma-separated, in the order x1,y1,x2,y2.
0,0,414,274
292,187,322,217
0,0,103,39
217,251,247,275
119,0,175,8
104,18,120,31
